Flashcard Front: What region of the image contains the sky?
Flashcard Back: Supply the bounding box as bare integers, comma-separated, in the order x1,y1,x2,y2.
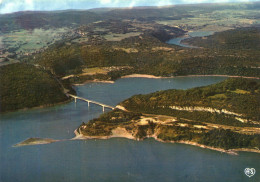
0,0,258,14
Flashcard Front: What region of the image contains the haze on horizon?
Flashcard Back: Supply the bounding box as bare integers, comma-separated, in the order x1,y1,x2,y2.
0,0,259,14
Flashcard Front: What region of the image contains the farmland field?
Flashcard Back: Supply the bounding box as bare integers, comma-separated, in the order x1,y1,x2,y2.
1,28,70,56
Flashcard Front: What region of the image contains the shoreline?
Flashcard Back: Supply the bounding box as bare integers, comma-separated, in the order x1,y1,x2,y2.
156,139,260,155
15,127,260,155
73,128,260,155
155,138,238,155
15,130,260,155
0,97,73,115
121,74,260,80
73,79,115,86
121,74,168,79
176,74,260,80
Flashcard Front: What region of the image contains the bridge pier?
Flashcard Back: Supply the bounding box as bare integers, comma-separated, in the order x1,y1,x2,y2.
68,94,115,111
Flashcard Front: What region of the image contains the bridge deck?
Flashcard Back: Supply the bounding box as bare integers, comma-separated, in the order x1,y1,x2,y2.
68,94,115,109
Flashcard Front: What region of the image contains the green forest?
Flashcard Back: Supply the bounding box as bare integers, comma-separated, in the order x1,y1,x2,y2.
0,63,70,113
23,26,260,81
78,79,260,150
157,126,260,150
121,78,260,124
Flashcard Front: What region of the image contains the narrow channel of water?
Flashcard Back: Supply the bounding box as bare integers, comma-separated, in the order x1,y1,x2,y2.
167,31,214,48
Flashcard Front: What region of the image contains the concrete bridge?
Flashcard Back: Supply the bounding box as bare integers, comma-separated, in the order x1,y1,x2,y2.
67,94,115,112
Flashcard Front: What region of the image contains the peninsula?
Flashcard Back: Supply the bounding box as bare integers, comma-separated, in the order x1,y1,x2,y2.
75,78,260,154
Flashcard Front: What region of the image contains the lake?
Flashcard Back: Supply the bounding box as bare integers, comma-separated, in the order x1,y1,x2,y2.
0,76,259,182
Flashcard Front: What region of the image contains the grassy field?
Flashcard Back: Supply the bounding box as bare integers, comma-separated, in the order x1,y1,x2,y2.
104,32,141,41
71,37,89,43
156,9,260,32
2,28,69,55
81,66,132,75
81,67,110,75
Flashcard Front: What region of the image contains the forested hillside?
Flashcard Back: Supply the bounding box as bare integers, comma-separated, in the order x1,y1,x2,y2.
25,27,260,79
77,78,260,151
0,63,69,113
183,27,260,51
121,78,260,124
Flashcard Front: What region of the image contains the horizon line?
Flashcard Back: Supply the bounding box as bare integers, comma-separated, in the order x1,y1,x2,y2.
0,1,259,15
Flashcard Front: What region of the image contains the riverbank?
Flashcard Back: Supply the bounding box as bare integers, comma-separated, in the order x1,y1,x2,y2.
73,79,115,86
0,97,73,115
121,74,168,79
14,125,260,155
176,74,260,80
161,140,260,155
121,74,259,80
73,126,260,155
66,71,259,87
73,127,135,140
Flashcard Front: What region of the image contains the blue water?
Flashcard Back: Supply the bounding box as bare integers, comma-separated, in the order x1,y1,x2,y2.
0,76,259,182
167,31,214,48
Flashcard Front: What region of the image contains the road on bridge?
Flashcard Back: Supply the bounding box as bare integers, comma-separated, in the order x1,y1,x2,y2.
67,94,115,111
